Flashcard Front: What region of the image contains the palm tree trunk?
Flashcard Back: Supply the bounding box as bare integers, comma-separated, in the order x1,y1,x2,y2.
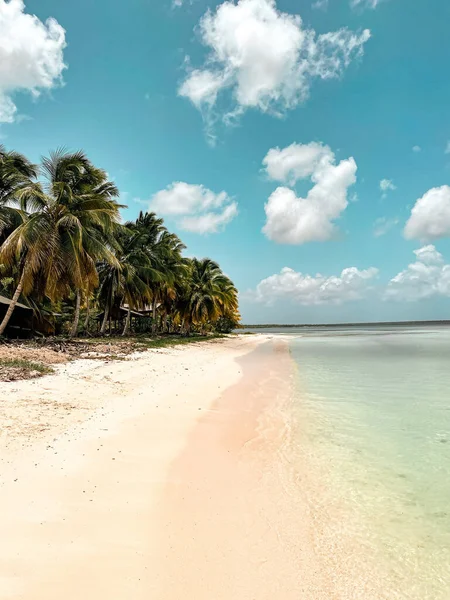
152,299,158,334
84,297,90,333
0,270,25,337
122,307,131,337
70,290,81,338
100,304,109,335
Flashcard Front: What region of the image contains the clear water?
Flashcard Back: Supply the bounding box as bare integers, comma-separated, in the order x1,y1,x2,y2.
286,327,450,599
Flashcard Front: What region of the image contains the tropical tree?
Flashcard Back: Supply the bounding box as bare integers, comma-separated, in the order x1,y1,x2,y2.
41,151,122,336
0,145,241,339
99,225,156,336
0,150,122,337
97,212,180,336
147,232,186,333
0,145,38,241
180,258,239,334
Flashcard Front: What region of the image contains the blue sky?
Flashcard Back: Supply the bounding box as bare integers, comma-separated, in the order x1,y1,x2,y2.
2,0,450,323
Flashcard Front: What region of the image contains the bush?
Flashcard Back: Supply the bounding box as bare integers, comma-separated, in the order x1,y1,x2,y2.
214,316,239,334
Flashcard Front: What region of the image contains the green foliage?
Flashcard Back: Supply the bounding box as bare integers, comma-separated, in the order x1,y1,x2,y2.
214,315,240,334
0,145,240,338
132,334,226,349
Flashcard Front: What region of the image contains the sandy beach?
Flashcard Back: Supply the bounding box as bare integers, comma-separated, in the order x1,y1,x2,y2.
0,334,334,599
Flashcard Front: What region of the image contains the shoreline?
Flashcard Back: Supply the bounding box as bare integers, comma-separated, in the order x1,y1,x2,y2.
149,337,338,599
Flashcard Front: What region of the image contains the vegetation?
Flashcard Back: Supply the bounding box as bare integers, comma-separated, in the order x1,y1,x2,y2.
0,146,240,338
0,358,52,373
107,333,227,350
0,358,53,381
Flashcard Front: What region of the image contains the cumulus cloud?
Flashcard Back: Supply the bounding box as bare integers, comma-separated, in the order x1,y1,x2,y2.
179,0,370,135
149,182,238,234
385,245,450,301
252,265,378,305
262,142,357,244
263,142,329,185
412,145,421,153
0,0,66,123
404,186,450,241
373,216,399,237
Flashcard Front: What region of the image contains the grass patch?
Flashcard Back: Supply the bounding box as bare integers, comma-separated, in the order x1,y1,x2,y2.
0,358,52,373
65,333,227,350
133,334,227,349
0,358,53,382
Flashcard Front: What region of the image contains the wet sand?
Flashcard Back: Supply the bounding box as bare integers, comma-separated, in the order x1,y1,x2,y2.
151,338,336,599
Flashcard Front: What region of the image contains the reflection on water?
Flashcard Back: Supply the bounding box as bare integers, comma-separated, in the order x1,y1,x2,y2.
288,328,450,599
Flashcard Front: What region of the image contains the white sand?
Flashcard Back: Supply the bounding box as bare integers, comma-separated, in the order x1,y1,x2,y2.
0,335,269,599
0,334,343,600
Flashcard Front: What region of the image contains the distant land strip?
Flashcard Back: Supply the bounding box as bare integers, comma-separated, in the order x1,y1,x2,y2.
240,321,450,329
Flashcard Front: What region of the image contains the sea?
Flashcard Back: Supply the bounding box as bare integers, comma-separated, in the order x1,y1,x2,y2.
247,325,450,599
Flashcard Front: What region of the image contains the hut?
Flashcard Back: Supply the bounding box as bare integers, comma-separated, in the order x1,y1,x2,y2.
0,295,33,338
95,305,148,334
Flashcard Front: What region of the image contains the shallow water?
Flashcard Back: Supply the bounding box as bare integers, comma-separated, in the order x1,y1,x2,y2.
287,327,450,599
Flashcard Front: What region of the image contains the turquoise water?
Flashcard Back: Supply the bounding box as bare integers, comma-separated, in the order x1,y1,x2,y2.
287,328,450,599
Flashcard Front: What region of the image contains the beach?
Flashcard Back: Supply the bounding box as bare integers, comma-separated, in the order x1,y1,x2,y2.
3,329,449,599
0,334,333,599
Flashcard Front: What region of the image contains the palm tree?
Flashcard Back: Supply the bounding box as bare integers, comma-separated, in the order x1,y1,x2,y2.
0,145,38,240
97,214,169,336
147,232,186,334
0,150,123,337
181,258,238,334
40,151,122,336
1,146,241,339
125,212,185,335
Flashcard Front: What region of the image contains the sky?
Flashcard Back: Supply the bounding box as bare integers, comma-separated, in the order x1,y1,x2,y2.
2,0,450,324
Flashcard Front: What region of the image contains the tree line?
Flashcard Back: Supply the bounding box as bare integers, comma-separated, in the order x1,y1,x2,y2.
0,146,240,337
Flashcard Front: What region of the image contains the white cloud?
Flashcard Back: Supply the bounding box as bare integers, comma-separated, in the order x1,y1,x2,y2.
351,0,382,8
178,69,224,109
252,265,378,305
262,141,331,185
149,182,238,234
262,142,357,244
404,186,450,241
380,178,396,192
312,0,329,9
179,203,238,234
316,0,384,8
172,0,196,9
179,0,370,135
0,0,66,123
412,145,421,153
385,245,450,301
373,216,399,237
